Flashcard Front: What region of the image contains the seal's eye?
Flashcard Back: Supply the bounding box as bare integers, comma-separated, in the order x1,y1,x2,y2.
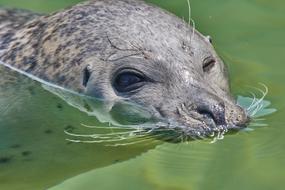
203,57,216,72
113,69,145,93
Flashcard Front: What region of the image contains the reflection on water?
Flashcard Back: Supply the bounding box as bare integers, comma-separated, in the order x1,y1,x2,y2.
0,0,285,189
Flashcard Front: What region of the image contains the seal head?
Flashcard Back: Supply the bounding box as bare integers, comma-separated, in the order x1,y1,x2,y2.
0,0,249,138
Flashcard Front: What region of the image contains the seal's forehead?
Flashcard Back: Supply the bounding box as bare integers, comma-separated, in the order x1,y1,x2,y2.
78,0,190,41
66,0,215,65
94,0,212,54
72,0,211,48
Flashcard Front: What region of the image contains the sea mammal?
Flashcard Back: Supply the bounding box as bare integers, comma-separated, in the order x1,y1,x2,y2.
0,0,249,138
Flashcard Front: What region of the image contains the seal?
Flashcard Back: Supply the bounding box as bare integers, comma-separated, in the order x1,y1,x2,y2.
0,0,249,138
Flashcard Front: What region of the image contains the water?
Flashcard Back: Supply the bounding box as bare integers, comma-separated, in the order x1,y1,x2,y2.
0,0,284,189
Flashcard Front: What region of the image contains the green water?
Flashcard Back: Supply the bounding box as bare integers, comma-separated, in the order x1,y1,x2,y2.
0,0,284,190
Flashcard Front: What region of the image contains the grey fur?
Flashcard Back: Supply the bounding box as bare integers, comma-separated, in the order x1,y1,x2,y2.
0,0,248,138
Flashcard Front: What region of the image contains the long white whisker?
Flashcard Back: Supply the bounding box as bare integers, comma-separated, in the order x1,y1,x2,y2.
252,84,268,107
252,118,266,121
246,92,257,111
255,102,266,113
64,129,144,138
66,133,151,144
105,138,159,147
249,123,268,127
186,0,195,45
66,131,166,145
247,84,268,115
187,0,191,26
250,104,264,117
80,123,134,130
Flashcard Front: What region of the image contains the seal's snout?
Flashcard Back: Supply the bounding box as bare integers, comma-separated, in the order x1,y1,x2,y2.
177,89,250,135
196,102,226,126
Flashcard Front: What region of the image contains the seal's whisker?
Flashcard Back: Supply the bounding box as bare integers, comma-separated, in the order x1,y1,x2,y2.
210,137,218,144
64,129,145,139
105,138,159,147
66,131,164,145
64,132,113,139
66,138,128,144
256,103,267,115
187,0,191,26
106,34,138,52
145,127,176,133
65,120,181,144
65,133,149,143
247,83,268,116
252,118,266,121
249,98,265,117
249,122,268,127
65,130,120,138
80,123,135,130
253,84,268,105
186,0,195,45
210,130,225,144
246,92,257,111
250,104,261,117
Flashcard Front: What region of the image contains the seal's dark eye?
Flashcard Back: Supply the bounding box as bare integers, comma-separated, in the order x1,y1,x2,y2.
203,57,216,73
113,70,145,93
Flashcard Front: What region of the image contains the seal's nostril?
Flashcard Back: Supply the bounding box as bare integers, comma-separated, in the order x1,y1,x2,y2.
197,109,215,122
197,103,226,125
197,103,226,126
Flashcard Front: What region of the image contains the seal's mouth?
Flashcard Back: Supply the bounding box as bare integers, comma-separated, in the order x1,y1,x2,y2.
149,102,250,142
151,118,249,143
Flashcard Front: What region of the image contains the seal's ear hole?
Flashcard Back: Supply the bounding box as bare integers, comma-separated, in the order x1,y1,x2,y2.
203,57,216,73
82,66,91,87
